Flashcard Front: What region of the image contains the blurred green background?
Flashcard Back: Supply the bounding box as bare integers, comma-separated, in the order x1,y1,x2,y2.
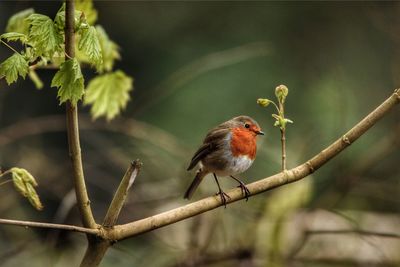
0,1,399,267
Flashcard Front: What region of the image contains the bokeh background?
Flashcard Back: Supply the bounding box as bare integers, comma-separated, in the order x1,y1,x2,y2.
0,1,399,267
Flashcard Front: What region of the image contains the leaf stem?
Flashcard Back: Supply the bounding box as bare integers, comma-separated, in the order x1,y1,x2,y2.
0,169,11,178
0,40,21,55
271,101,280,114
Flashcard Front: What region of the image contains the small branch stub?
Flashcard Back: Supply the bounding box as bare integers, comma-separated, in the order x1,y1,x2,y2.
103,160,142,228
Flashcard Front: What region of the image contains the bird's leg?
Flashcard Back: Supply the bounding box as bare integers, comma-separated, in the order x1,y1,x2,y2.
229,175,251,201
213,173,230,208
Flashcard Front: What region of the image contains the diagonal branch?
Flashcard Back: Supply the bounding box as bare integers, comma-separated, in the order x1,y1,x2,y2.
0,89,397,263
103,160,142,227
106,89,399,241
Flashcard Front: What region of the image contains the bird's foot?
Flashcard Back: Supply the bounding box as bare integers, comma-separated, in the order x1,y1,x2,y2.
216,190,231,208
237,182,251,201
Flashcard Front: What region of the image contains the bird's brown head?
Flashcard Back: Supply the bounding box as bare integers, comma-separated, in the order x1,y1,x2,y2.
229,116,264,137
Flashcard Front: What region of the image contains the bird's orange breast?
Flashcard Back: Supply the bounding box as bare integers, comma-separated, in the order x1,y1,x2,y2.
230,128,257,159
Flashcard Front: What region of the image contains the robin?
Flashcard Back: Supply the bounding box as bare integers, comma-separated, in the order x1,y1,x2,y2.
184,115,264,206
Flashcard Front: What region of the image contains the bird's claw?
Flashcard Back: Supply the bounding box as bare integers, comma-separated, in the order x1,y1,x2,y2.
237,182,251,201
216,190,231,208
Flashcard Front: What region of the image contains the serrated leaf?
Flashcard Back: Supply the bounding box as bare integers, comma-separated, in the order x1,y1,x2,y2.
76,0,98,25
10,167,43,210
0,32,28,43
0,53,29,85
54,4,84,31
6,8,34,34
84,70,133,120
96,26,120,72
51,58,85,105
26,14,63,57
78,26,102,69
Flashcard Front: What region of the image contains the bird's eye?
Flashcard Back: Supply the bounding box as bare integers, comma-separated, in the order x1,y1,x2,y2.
244,123,250,128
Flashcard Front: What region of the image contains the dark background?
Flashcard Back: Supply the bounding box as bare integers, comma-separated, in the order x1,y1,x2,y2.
0,1,399,267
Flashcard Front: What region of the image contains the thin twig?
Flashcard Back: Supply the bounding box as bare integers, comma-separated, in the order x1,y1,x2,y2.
0,179,12,186
306,229,400,239
0,218,99,235
0,115,187,158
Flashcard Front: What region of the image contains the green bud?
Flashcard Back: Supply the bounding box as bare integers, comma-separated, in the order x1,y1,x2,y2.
257,98,271,107
10,167,42,210
275,84,289,103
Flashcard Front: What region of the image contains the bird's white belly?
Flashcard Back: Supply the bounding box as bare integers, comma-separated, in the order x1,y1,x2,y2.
214,155,254,176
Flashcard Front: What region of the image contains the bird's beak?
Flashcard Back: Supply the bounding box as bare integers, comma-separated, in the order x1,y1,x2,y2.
256,130,265,135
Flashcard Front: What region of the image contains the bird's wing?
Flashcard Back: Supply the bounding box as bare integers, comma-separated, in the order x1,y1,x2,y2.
187,127,230,171
186,143,213,171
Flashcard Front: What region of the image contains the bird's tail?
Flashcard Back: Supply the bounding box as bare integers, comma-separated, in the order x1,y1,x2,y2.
184,169,208,199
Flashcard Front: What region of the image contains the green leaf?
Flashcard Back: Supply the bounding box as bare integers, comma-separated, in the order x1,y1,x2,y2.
0,53,29,85
285,118,293,124
0,32,28,43
84,70,133,120
76,0,98,25
54,4,84,31
6,8,34,34
78,26,102,69
96,26,120,72
25,14,63,57
51,58,85,105
10,167,43,211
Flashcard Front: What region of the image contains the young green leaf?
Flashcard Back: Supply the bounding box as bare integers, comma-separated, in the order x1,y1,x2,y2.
26,14,63,57
6,8,34,34
10,167,43,211
0,53,29,85
76,0,98,25
78,26,102,69
54,4,84,31
275,84,289,104
96,25,120,72
51,58,85,105
0,32,28,43
84,70,133,120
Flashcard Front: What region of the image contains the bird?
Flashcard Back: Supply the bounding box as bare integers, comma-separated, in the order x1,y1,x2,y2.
184,115,264,207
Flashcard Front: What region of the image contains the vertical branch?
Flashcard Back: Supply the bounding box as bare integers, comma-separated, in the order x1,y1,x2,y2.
279,101,286,171
65,0,96,229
